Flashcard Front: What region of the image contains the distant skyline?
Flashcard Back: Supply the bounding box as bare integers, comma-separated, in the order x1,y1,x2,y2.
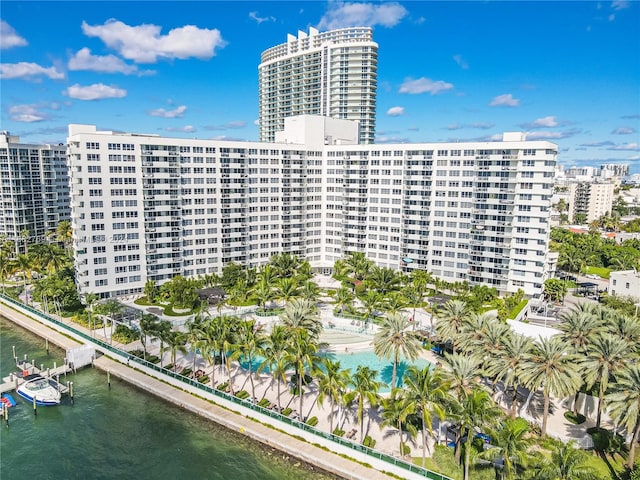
1,1,639,173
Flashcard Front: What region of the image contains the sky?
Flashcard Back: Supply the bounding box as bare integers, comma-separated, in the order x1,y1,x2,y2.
1,1,639,173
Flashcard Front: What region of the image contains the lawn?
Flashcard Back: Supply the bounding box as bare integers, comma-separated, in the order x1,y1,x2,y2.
584,266,611,279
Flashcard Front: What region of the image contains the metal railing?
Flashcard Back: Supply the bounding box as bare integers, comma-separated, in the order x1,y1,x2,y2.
0,293,451,480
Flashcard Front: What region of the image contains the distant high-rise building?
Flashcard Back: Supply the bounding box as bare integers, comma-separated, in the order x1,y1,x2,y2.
0,132,70,247
568,181,616,223
258,27,378,144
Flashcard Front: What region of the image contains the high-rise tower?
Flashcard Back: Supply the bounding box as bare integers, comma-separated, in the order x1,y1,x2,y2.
259,27,378,144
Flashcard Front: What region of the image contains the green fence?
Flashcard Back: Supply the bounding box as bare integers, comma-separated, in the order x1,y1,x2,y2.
0,294,451,480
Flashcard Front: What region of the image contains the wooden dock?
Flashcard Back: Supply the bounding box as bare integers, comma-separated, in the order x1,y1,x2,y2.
0,359,72,395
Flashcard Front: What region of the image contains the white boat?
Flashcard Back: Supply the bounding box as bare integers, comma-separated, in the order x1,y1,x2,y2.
16,374,62,406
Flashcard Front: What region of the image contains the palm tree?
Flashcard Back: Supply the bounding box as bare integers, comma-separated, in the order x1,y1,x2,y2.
232,319,265,401
457,387,501,480
345,365,383,443
341,251,373,281
457,311,494,357
403,365,451,467
97,299,124,343
380,389,417,457
581,333,630,428
83,292,100,338
359,290,383,327
286,328,319,420
521,336,582,438
13,253,33,294
368,266,402,296
144,280,158,303
383,291,408,314
402,285,424,327
29,243,67,275
478,417,531,480
334,286,355,314
315,358,351,433
373,313,422,388
276,277,302,306
483,333,534,417
534,441,599,480
605,363,640,468
252,278,275,311
435,299,472,354
19,228,30,255
155,320,173,368
55,220,73,251
139,313,160,360
259,324,290,411
280,298,322,340
163,330,187,372
185,313,207,374
300,281,320,303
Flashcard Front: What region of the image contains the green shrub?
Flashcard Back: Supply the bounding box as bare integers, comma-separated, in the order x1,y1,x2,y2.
564,410,586,425
363,436,377,448
258,398,270,408
333,428,345,437
147,355,160,364
587,427,625,455
305,416,318,427
400,443,411,456
164,363,174,371
216,382,228,391
197,375,209,384
180,367,192,377
281,407,292,417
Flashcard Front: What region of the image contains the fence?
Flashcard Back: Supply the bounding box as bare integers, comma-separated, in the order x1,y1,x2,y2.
0,293,452,480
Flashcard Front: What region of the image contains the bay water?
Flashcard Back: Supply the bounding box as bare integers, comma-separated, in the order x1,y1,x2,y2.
0,317,339,480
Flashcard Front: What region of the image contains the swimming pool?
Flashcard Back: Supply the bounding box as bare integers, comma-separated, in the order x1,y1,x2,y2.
323,350,432,392
243,350,432,392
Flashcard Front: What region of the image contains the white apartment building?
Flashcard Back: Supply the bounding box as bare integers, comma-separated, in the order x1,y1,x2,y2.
258,27,378,145
568,181,616,223
608,269,640,300
0,132,70,246
68,118,557,299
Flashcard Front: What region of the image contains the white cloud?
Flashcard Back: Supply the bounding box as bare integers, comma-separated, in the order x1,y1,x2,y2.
0,62,64,80
525,129,581,140
148,105,187,118
612,126,635,135
470,122,495,130
249,11,276,24
64,83,127,101
608,142,639,151
399,77,454,95
386,106,405,116
81,20,227,63
520,116,559,129
317,2,408,30
611,1,629,11
0,21,28,49
453,54,468,70
68,48,149,75
489,93,520,107
8,104,48,122
166,125,196,133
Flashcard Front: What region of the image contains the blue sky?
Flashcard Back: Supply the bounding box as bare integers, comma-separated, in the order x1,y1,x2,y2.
1,1,639,173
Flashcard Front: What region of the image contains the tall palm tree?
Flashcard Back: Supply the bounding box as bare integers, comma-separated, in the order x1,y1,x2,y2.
315,358,351,433
605,363,640,468
163,330,187,372
345,365,383,443
403,365,452,467
341,251,373,282
606,313,640,347
280,298,322,340
581,333,630,428
252,278,275,310
435,299,472,354
286,328,319,420
457,311,494,357
55,220,73,251
334,286,355,314
259,324,290,412
457,387,501,480
359,290,383,327
155,319,173,368
380,389,417,456
521,336,582,438
478,417,531,480
383,291,408,314
97,299,124,343
483,333,534,417
534,441,599,480
300,281,320,303
83,292,100,338
368,266,402,296
232,319,266,401
373,312,422,388
139,313,160,360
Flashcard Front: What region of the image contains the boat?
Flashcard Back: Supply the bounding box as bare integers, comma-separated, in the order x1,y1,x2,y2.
16,374,62,406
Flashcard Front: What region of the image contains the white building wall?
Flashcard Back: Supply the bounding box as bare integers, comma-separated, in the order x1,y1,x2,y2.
608,270,640,300
68,123,556,299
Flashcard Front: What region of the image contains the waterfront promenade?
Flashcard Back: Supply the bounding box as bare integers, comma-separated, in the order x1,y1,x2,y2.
0,297,444,480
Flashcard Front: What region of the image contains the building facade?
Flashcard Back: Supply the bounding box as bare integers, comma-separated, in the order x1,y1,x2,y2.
258,27,378,145
0,132,70,247
68,120,557,299
608,269,640,300
568,181,615,223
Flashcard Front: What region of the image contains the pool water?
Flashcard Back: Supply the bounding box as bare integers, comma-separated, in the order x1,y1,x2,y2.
240,350,432,392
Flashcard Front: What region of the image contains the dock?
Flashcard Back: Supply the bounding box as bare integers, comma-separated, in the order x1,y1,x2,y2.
0,359,72,395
